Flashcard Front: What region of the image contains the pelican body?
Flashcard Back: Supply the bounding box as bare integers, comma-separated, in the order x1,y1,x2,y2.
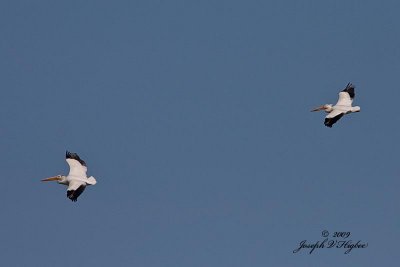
42,151,97,202
312,83,360,127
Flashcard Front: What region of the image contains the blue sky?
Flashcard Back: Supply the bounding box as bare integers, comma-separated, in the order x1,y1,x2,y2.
1,1,399,266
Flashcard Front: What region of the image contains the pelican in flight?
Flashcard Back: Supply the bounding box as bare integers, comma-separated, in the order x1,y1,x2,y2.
311,83,361,127
42,151,97,202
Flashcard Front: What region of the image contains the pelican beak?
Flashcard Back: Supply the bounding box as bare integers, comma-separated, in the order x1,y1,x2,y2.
41,176,61,182
311,106,325,112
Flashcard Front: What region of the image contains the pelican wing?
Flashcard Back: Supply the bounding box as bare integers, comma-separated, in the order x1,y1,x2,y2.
324,109,345,128
66,151,87,178
335,83,355,107
67,181,86,202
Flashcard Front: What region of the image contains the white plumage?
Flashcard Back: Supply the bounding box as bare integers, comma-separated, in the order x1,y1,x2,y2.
312,83,361,127
42,151,97,202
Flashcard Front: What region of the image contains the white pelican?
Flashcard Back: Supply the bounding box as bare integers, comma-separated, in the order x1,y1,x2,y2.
311,83,361,127
42,151,97,202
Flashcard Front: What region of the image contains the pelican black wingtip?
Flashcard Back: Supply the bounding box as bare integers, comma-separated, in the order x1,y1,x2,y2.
65,150,87,166
341,83,355,99
345,82,355,90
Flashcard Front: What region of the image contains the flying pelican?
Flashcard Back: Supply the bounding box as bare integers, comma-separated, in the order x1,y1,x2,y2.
42,151,97,202
311,83,361,127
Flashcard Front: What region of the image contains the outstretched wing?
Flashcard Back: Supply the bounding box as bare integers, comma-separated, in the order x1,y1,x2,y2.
324,109,345,128
66,151,87,178
335,83,355,107
67,181,86,202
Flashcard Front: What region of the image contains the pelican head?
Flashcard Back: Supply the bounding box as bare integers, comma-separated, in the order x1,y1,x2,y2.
41,175,67,184
311,104,333,113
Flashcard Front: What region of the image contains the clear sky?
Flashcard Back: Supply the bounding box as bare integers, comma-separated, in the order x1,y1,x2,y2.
1,1,399,266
